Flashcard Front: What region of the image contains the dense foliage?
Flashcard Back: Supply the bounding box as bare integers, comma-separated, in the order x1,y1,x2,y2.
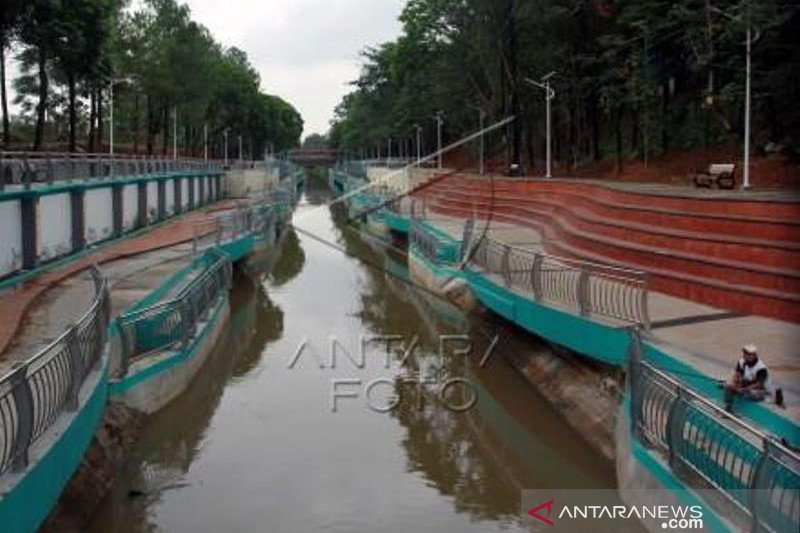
1,0,303,156
329,0,799,171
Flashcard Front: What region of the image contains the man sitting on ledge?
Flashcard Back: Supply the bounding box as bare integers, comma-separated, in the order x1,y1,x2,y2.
724,344,769,413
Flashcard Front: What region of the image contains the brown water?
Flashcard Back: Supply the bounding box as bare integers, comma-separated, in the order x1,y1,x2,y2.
88,177,614,532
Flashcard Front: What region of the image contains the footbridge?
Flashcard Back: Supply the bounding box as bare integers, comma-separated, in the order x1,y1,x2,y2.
286,148,340,167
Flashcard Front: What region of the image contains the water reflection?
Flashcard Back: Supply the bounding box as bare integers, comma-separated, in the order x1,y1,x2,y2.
87,270,284,533
89,178,615,533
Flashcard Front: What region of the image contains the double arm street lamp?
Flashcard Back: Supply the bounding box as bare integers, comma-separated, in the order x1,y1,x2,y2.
524,71,557,178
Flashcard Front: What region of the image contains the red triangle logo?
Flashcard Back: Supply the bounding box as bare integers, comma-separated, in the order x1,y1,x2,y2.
528,499,555,526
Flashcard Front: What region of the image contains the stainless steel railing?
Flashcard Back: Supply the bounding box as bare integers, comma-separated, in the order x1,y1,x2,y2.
116,249,231,375
629,332,800,532
0,266,110,475
469,236,650,328
0,151,224,190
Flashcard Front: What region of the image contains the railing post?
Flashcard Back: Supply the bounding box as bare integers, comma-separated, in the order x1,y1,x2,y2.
501,245,511,287
532,253,543,300
747,438,772,533
665,387,684,467
577,267,591,316
640,275,651,331
65,325,84,411
627,328,643,435
9,363,34,472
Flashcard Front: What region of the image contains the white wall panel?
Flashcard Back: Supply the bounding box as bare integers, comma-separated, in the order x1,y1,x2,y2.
84,188,113,244
39,193,72,261
147,181,158,222
122,184,138,230
0,200,22,277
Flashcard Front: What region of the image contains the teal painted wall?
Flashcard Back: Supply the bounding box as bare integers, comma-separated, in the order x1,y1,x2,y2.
0,361,109,533
109,295,227,395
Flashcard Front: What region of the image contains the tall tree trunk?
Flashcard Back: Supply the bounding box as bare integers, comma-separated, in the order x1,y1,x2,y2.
33,47,48,151
161,105,168,156
589,98,600,162
133,93,140,154
67,74,77,152
96,89,104,152
89,91,97,152
615,107,624,175
1,36,10,147
146,95,154,155
661,80,670,154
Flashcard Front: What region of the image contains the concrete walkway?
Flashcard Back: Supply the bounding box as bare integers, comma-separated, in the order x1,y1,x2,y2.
424,212,800,423
0,204,237,373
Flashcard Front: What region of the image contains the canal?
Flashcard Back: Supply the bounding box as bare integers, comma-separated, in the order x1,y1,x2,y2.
88,175,614,532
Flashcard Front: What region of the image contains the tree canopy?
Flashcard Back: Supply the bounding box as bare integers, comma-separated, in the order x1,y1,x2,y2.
329,0,799,171
1,0,303,155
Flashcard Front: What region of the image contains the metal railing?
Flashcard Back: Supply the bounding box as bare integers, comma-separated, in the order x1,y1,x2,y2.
409,220,461,265
0,266,109,475
468,236,650,328
116,249,231,375
629,332,800,532
192,202,280,256
1,151,223,190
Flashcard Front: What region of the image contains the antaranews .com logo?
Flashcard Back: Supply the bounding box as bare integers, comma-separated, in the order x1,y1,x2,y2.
522,490,710,532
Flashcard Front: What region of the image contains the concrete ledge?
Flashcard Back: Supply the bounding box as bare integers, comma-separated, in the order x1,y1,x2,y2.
110,295,230,414
0,357,109,533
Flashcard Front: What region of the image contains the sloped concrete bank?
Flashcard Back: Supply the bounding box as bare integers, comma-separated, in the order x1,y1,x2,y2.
40,404,146,533
408,250,622,463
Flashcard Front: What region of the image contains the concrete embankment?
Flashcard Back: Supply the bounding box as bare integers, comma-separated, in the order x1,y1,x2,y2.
408,249,621,463
39,404,145,533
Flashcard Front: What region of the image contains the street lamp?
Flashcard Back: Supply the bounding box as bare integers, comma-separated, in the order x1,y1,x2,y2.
108,77,132,156
469,105,486,175
525,71,557,178
238,135,243,162
711,4,756,190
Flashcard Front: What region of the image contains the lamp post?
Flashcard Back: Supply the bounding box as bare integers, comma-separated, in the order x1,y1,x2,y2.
711,3,756,190
469,105,486,175
525,71,557,178
238,135,243,162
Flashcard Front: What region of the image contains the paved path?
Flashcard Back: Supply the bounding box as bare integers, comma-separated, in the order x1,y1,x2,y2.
0,203,237,369
424,212,800,423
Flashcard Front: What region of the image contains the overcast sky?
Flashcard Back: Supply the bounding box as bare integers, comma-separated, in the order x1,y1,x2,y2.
3,0,405,139
188,0,406,137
